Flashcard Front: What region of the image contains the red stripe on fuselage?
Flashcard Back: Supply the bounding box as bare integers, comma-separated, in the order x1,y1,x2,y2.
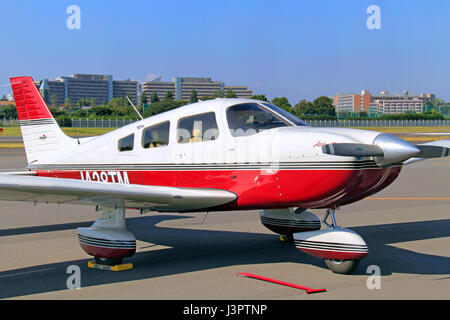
36,167,401,210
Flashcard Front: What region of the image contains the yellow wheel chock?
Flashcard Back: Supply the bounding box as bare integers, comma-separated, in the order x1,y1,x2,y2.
88,261,133,271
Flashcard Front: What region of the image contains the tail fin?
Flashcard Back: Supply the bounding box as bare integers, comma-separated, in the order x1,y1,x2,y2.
10,76,76,164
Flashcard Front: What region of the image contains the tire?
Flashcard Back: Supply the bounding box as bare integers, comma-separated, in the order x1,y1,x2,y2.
94,257,123,266
324,259,360,274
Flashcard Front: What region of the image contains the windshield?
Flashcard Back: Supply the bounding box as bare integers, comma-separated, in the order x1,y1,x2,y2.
226,103,291,137
262,103,309,127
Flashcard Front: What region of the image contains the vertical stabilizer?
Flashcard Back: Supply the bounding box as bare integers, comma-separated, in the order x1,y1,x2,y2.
10,76,76,164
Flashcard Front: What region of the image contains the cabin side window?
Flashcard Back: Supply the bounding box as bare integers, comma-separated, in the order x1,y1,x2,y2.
142,121,170,149
118,133,134,152
177,112,219,144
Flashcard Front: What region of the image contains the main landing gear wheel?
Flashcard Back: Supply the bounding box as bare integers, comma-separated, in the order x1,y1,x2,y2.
324,259,360,275
94,257,123,266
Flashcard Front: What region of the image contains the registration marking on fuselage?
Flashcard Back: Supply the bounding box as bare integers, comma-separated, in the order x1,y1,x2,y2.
80,171,130,184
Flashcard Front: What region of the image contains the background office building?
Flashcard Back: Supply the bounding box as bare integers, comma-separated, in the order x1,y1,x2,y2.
142,77,253,101
333,91,371,113
333,90,435,115
141,76,176,101
35,74,138,106
371,91,434,114
223,85,253,99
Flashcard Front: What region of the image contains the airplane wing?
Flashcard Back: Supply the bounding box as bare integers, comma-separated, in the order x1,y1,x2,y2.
0,174,237,212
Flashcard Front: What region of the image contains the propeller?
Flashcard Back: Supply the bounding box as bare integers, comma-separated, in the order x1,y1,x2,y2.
403,139,450,165
415,145,450,158
322,143,384,157
322,133,421,166
322,133,450,166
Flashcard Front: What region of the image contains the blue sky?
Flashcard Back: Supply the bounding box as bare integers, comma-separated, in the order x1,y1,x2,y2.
1,0,449,103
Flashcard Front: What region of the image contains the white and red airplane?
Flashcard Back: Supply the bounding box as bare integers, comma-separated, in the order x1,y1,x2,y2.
1,76,449,274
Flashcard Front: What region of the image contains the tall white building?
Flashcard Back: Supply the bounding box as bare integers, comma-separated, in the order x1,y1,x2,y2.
142,76,253,101
334,90,435,115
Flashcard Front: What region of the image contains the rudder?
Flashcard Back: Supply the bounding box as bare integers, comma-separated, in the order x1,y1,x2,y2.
10,76,76,164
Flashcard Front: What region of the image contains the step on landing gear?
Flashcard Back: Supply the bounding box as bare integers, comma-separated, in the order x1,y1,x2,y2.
293,208,369,274
78,205,136,270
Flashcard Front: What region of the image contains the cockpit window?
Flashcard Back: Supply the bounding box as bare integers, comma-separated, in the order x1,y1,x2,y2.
226,103,291,137
262,103,309,127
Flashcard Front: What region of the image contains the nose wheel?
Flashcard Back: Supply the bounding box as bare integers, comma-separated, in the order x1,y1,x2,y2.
321,208,364,274
324,259,360,275
294,208,369,274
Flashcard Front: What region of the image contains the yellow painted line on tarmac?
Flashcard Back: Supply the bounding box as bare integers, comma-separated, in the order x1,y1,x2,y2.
0,143,24,149
0,267,55,278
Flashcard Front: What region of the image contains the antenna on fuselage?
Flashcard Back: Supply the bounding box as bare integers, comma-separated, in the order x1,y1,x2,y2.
125,96,144,120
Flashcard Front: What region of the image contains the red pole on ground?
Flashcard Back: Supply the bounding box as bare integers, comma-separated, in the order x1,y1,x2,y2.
238,272,326,294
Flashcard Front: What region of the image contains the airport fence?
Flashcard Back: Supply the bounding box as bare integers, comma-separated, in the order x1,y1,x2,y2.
1,118,450,128
71,118,450,128
1,118,19,127
306,119,450,127
0,118,139,128
69,118,139,128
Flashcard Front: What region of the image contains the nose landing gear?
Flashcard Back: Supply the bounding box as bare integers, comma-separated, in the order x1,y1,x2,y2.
294,208,369,274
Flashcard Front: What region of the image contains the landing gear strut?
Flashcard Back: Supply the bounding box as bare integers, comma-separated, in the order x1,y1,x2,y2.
294,208,368,274
322,208,338,229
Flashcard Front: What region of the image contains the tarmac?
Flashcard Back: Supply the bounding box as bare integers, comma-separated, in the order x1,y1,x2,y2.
0,148,448,300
